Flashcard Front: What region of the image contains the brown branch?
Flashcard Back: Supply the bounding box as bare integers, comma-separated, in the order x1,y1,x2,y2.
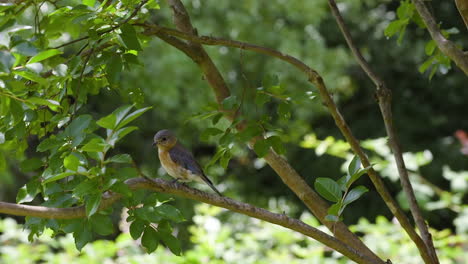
455,0,468,31
412,0,468,75
137,22,436,264
143,3,383,261
166,0,231,105
327,1,439,263
0,178,379,264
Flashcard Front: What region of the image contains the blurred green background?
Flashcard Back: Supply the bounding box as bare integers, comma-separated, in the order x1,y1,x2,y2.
1,0,467,262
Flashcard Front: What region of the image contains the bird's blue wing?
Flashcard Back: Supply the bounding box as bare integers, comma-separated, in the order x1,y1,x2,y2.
168,144,204,176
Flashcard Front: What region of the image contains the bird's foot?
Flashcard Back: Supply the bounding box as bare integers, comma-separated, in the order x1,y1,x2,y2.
171,178,180,184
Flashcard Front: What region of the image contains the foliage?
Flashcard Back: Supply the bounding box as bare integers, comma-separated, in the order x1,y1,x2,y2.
0,0,467,262
1,205,467,264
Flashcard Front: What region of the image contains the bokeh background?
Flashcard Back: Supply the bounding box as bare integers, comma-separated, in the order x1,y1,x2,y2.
1,0,467,263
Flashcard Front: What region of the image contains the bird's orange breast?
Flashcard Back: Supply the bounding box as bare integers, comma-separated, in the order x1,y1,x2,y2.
158,148,190,180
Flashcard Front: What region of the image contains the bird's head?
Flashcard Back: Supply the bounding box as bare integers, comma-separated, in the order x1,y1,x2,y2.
153,129,177,149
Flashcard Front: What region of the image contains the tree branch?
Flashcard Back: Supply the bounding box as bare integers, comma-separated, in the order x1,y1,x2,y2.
327,1,438,263
455,0,468,30
0,177,380,264
412,0,468,75
142,3,383,261
137,21,432,264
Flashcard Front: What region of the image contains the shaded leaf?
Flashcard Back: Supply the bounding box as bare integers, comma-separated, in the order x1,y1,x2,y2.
90,214,114,236
108,154,132,164
85,193,101,218
120,24,142,51
343,186,369,206
253,138,270,157
314,178,342,202
130,219,146,239
27,49,62,64
156,204,185,222
141,226,159,253
348,155,361,177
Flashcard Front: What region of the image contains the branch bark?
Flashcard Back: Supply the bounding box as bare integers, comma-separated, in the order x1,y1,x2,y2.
147,2,383,262
327,1,438,263
412,0,468,75
138,21,426,264
455,0,468,30
0,177,380,264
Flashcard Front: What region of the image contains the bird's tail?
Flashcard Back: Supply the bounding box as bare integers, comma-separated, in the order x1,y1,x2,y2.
200,174,223,196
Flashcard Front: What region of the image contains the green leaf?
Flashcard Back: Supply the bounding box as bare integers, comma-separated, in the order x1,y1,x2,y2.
20,158,43,172
120,24,142,51
83,0,96,7
237,124,263,142
253,138,270,157
327,202,342,216
347,155,361,177
110,181,132,197
108,126,138,147
220,149,232,169
156,204,185,222
343,186,369,206
347,165,372,188
277,101,291,120
14,70,48,86
16,180,40,203
96,114,117,129
85,193,102,218
129,219,146,239
211,113,223,125
384,19,408,37
255,90,270,107
267,136,285,154
201,127,224,142
66,115,93,139
160,231,181,256
396,0,414,19
262,74,279,90
116,106,152,129
425,40,436,56
222,95,238,110
325,214,339,222
73,225,92,251
314,178,342,202
82,138,108,152
141,226,159,253
107,154,133,164
206,147,226,168
73,179,98,198
27,49,63,64
64,153,80,171
28,97,62,111
106,55,123,86
337,175,350,191
42,172,75,184
90,214,114,236
419,57,436,73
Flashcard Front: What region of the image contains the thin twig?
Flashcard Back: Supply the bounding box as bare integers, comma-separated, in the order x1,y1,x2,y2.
0,177,380,264
327,1,438,263
412,0,468,75
143,2,383,261
139,21,421,264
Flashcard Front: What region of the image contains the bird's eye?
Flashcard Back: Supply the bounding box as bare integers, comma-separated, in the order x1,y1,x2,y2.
161,137,167,141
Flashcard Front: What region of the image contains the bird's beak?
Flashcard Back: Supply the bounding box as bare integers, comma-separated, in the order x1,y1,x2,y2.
152,141,157,147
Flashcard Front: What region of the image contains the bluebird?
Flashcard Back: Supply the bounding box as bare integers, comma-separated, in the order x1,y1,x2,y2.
153,129,222,196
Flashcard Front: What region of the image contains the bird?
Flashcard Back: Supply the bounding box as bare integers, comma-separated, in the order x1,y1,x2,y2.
152,129,222,196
